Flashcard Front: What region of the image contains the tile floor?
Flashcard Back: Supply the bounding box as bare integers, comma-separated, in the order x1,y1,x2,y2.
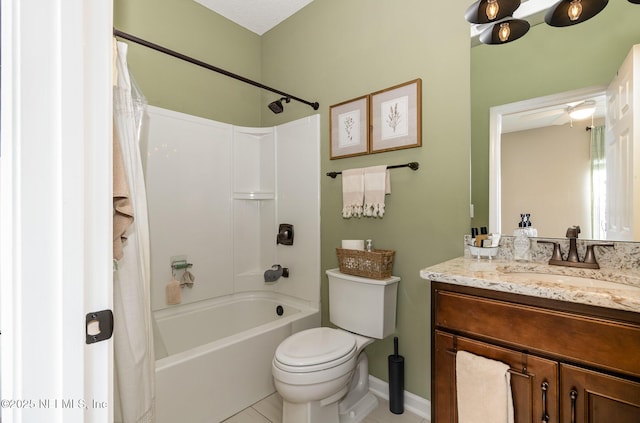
222,392,428,423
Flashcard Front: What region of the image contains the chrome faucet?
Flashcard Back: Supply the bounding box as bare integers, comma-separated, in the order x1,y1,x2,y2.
538,226,614,269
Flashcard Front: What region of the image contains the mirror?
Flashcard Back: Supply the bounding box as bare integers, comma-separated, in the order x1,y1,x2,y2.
489,85,638,242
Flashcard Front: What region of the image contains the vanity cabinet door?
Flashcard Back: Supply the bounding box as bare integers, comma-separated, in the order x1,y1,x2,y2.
561,364,640,423
434,331,559,423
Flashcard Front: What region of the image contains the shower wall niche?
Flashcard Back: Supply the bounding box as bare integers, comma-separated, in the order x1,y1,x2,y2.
143,106,320,311
233,127,277,291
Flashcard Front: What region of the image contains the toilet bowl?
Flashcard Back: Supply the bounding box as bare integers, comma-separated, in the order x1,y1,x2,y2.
272,327,375,423
272,269,400,423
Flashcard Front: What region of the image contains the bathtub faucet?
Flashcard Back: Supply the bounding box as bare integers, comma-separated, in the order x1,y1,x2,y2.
264,265,289,283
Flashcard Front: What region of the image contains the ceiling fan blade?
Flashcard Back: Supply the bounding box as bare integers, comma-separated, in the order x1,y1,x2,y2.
551,113,570,125
518,107,566,121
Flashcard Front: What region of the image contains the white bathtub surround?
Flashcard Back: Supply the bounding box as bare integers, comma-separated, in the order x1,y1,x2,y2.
113,41,156,423
143,108,321,421
154,292,320,423
144,108,321,310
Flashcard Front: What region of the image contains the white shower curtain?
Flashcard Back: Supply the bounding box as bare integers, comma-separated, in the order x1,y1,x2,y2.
113,40,156,423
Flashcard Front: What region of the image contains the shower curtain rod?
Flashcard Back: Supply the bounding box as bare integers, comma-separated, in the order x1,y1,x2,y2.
113,29,320,111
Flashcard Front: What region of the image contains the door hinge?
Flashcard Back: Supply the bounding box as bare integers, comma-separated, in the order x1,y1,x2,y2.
85,310,114,344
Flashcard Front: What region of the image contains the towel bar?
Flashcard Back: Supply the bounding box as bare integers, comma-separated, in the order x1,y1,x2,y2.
446,348,531,378
326,162,419,178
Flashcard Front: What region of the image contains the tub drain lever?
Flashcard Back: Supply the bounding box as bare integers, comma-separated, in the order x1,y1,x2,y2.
264,264,289,283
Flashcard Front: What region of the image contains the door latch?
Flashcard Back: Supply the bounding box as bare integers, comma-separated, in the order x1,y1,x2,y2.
85,310,114,344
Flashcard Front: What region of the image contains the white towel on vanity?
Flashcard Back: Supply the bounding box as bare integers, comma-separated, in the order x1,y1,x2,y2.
456,350,514,423
342,168,364,218
364,165,390,217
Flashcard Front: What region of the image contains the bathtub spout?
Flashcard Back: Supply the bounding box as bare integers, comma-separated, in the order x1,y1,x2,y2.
264,265,289,283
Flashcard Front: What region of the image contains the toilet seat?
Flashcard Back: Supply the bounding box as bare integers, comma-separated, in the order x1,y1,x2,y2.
274,327,357,373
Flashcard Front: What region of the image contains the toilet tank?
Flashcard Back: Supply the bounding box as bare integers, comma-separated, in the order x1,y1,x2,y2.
326,268,399,339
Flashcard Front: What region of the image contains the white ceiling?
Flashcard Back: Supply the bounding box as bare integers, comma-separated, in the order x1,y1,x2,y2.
194,0,315,35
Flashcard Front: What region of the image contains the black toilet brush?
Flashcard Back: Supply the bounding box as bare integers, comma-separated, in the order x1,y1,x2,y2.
388,336,404,414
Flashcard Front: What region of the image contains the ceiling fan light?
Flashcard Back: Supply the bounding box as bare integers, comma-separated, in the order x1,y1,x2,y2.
568,101,596,120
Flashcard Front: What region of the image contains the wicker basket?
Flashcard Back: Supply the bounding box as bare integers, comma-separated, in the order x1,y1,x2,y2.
336,248,395,280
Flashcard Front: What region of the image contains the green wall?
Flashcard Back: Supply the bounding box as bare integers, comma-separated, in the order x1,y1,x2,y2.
114,0,263,126
470,1,640,230
115,0,472,401
261,0,471,400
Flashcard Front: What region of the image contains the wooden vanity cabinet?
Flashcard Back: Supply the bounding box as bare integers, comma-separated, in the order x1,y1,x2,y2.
560,365,640,423
434,330,559,423
432,282,640,423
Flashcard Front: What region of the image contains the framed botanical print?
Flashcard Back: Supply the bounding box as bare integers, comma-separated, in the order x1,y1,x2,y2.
370,79,422,153
330,95,369,159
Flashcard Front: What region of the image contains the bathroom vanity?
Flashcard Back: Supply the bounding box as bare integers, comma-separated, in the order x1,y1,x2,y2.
421,257,640,423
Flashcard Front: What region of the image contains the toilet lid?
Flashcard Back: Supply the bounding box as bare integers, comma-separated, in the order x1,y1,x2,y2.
275,327,356,370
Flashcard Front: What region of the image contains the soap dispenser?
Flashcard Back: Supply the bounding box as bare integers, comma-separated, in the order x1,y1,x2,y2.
513,214,531,261
524,213,538,237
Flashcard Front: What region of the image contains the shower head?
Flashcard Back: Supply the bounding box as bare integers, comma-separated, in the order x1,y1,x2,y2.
268,97,290,114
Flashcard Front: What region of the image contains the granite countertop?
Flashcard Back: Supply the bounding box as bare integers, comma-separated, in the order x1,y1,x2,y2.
420,257,640,313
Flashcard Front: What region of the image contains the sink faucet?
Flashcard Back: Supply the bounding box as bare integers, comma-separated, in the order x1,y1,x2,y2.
538,226,614,269
565,226,581,263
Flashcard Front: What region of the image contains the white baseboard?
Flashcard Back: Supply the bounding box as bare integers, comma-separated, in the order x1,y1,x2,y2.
368,375,431,421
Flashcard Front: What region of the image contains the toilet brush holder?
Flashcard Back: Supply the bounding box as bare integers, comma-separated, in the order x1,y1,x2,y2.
388,336,404,414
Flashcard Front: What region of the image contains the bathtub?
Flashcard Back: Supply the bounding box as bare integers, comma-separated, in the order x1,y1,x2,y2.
153,292,320,423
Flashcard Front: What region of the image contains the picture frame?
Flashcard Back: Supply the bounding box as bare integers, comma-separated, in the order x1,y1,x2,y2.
329,95,369,160
370,78,422,154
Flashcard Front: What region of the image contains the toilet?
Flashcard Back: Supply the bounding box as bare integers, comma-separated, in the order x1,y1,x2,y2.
272,268,400,423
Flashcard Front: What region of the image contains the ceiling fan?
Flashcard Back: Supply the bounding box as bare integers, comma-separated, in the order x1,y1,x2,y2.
518,104,571,125
504,98,603,133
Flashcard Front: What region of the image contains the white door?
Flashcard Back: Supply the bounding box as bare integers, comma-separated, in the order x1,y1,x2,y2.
605,45,640,241
1,1,113,422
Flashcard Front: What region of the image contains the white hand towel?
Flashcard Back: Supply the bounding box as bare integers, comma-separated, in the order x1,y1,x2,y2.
456,350,514,423
342,168,364,218
364,165,390,217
